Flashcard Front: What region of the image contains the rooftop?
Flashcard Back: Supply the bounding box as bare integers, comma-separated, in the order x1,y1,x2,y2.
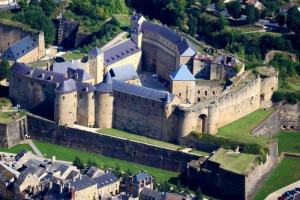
141,21,196,56
2,35,38,61
170,64,196,81
103,39,140,66
93,172,118,189
208,148,257,174
109,64,139,82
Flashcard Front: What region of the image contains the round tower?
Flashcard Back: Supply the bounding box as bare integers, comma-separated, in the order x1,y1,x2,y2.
77,84,95,127
94,73,114,129
178,109,196,139
207,103,219,135
54,79,78,125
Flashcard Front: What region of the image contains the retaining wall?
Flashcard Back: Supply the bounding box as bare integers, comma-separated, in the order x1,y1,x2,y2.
252,109,281,136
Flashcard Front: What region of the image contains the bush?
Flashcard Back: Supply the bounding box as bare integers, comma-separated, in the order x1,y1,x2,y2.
272,91,285,102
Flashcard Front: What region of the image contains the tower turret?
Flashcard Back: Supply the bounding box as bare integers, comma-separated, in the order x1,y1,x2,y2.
54,79,78,125
130,13,145,49
88,48,105,84
94,73,114,129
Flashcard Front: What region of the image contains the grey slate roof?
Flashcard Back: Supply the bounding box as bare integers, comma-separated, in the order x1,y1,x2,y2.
55,79,95,94
11,63,67,83
88,47,101,56
109,64,139,82
133,172,152,183
141,21,196,56
93,172,119,189
95,72,113,93
52,61,92,81
140,188,165,200
55,79,77,94
67,175,96,191
170,64,196,81
2,35,37,61
112,80,175,103
104,39,140,66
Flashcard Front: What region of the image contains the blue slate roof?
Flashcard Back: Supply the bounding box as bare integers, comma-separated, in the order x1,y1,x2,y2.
133,172,152,183
55,79,77,94
88,47,101,56
103,39,140,66
93,172,119,189
11,63,67,83
2,35,37,61
94,73,113,93
112,81,174,103
53,61,92,81
141,21,196,56
170,64,196,81
67,175,96,191
109,64,139,82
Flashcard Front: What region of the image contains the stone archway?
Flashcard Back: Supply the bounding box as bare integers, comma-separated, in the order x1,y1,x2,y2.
197,114,207,133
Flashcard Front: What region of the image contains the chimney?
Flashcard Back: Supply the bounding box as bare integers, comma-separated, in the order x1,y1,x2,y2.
52,156,56,163
60,185,63,194
68,183,71,192
49,181,53,189
73,176,76,182
56,83,60,88
79,174,82,180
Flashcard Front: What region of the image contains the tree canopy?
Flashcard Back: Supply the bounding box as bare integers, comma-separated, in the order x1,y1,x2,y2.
0,60,10,81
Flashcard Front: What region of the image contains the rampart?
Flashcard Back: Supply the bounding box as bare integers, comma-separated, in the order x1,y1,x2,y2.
252,109,281,136
0,116,27,148
26,114,201,172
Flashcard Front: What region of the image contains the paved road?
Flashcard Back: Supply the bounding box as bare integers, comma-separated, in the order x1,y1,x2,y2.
265,180,300,200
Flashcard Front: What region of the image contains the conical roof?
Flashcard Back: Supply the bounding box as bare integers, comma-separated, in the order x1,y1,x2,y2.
55,79,77,94
95,73,113,93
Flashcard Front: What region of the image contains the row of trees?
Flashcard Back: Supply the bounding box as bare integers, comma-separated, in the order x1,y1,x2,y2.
13,0,56,45
69,0,128,20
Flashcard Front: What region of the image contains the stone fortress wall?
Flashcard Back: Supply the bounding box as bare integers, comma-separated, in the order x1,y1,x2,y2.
177,70,278,137
26,114,201,172
0,116,27,148
0,20,45,63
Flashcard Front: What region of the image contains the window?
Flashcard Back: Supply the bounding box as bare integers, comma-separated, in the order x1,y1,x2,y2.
179,93,181,97
205,91,208,96
63,96,65,100
198,90,200,94
197,98,200,102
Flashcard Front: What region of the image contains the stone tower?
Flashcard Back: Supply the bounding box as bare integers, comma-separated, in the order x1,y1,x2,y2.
170,64,196,104
94,73,114,129
77,85,95,127
130,13,145,49
54,79,78,125
88,47,105,84
37,32,46,60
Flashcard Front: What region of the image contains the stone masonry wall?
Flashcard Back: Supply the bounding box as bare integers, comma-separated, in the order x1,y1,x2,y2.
27,114,201,172
0,116,27,148
279,102,300,130
251,109,281,136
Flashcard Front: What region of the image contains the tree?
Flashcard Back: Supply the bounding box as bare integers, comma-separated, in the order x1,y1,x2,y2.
215,0,225,11
188,15,198,36
199,0,211,8
226,0,242,19
40,0,56,16
196,187,203,200
13,6,55,45
0,60,10,81
245,5,260,24
73,157,84,169
287,6,300,34
272,91,285,102
276,13,286,27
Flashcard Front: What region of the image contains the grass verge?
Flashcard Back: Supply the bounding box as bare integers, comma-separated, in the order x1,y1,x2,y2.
33,140,179,183
274,131,300,154
253,157,300,200
0,144,32,154
217,109,275,146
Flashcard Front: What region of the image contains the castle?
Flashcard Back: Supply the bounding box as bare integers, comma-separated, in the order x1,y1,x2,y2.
8,14,278,143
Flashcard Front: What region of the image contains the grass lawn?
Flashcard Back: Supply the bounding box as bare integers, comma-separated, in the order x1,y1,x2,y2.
274,131,300,154
0,11,15,20
33,140,179,183
114,14,131,29
100,128,183,151
226,25,263,33
253,157,300,200
217,109,275,146
209,148,257,174
63,51,86,61
0,144,32,154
